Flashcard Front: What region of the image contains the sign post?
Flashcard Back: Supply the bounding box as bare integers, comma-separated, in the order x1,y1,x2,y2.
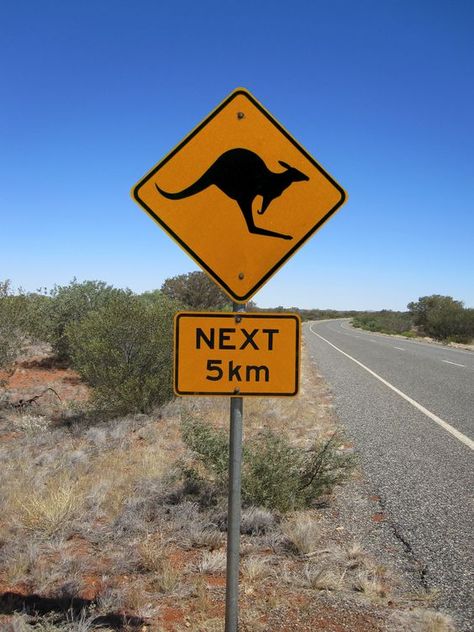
225,303,245,632
131,87,347,632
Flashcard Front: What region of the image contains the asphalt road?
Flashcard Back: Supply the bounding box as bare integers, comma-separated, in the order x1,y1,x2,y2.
305,319,474,630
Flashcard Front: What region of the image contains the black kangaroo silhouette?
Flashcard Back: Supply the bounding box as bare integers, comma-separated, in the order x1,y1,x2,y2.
155,148,309,240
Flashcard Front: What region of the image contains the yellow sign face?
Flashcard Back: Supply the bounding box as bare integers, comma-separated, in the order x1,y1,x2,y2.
132,88,346,303
174,312,300,396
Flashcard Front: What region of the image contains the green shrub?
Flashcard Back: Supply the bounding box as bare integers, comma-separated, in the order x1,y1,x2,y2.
181,416,229,480
47,279,126,361
180,417,355,513
68,293,176,415
21,291,54,344
0,280,26,369
242,431,353,512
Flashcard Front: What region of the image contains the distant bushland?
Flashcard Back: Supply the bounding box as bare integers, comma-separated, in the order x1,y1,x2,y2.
2,277,472,419
0,279,179,415
353,295,474,344
352,310,414,336
256,306,359,321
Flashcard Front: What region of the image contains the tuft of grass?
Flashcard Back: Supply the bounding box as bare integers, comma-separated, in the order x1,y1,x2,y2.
283,513,320,555
12,413,51,433
343,542,370,570
386,608,456,632
7,610,114,631
240,506,277,535
16,477,82,536
186,618,224,632
242,555,272,582
352,568,387,599
197,550,227,574
150,558,180,594
137,537,180,593
137,535,167,572
188,524,223,549
302,563,341,591
1,540,39,585
121,580,160,619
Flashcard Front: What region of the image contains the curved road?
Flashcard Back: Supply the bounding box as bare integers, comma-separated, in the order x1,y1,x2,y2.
305,319,473,630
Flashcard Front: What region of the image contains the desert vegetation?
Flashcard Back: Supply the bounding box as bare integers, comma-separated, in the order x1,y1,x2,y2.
352,295,474,344
0,279,179,415
0,277,459,630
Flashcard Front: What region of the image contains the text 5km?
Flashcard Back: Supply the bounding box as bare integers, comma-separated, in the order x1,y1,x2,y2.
206,359,270,382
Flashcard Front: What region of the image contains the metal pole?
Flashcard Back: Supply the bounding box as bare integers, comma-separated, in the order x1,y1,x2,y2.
225,302,245,632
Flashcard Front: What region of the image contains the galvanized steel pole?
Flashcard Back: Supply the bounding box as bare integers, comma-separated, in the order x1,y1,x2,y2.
225,302,246,632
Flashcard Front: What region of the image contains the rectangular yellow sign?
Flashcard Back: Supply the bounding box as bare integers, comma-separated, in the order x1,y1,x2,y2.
174,312,300,396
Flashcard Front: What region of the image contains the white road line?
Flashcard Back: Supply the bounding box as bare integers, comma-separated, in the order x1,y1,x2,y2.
309,325,474,451
442,360,466,368
393,346,405,351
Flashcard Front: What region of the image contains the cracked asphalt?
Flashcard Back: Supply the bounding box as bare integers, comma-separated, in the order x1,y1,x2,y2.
305,319,474,631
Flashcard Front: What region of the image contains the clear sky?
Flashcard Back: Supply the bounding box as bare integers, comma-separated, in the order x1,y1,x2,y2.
1,0,473,310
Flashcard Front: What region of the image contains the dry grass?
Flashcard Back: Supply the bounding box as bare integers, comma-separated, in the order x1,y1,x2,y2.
386,608,456,632
187,525,223,549
3,545,36,585
282,512,320,555
241,555,273,582
120,580,160,619
137,534,168,572
352,568,388,599
302,563,341,591
197,550,227,574
240,506,276,535
137,537,180,594
6,611,115,631
345,542,367,568
11,412,51,433
15,476,82,536
0,345,458,631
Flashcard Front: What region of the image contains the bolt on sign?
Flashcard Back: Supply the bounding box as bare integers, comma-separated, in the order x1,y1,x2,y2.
174,312,300,396
132,88,347,303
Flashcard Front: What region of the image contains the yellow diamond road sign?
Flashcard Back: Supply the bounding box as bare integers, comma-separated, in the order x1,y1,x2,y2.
132,88,347,303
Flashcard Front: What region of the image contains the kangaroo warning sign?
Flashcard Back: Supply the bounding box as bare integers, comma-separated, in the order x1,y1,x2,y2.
132,88,347,303
174,312,300,396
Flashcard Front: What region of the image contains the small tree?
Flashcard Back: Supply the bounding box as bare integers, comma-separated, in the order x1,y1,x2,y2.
68,293,177,414
408,295,473,342
161,271,231,310
408,296,461,330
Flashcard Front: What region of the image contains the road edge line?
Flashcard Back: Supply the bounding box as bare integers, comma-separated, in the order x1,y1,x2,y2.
309,324,474,451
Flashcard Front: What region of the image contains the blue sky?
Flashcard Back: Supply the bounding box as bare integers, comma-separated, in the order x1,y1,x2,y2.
1,0,473,310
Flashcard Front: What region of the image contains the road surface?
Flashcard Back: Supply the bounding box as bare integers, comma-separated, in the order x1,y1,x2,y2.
305,319,473,630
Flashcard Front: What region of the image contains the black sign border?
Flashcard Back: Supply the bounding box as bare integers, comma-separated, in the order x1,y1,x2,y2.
132,88,346,303
174,312,300,397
